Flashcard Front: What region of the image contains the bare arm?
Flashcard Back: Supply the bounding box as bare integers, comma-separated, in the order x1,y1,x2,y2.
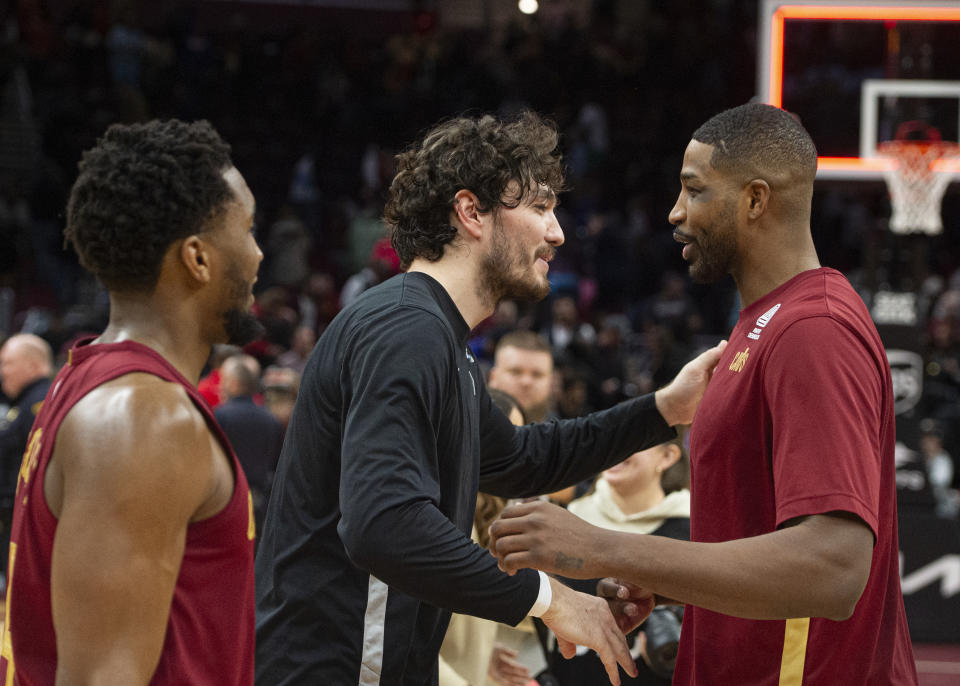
46,375,230,685
489,501,873,622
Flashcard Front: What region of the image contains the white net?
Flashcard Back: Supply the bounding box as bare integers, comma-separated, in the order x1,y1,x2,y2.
878,140,960,235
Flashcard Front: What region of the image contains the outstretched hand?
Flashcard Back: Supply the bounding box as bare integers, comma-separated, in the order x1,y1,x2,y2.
596,578,656,634
489,500,606,579
654,339,727,426
540,577,638,686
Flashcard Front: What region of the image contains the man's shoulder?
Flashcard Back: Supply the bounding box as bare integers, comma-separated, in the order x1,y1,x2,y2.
349,273,447,316
757,269,873,342
51,373,225,523
339,275,454,342
61,374,210,456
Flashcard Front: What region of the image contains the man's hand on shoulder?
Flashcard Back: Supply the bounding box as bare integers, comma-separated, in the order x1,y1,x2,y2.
655,340,726,426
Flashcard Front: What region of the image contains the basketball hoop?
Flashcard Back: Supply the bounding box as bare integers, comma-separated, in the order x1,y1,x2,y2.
878,122,960,235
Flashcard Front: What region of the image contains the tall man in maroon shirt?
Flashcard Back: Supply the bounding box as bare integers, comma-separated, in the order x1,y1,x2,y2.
491,103,918,686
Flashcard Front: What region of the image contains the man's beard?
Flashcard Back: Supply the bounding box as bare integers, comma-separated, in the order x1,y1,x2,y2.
222,265,265,346
478,221,552,305
223,308,265,346
688,201,738,284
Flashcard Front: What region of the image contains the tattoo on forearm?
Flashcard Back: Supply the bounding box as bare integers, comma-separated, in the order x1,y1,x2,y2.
555,552,584,571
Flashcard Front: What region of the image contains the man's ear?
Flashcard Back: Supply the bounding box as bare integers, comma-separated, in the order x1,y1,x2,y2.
453,189,484,241
661,443,682,470
745,179,770,220
179,235,213,284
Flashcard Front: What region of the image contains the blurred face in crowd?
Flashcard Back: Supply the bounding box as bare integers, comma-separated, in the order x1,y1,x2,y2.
489,345,554,422
602,442,680,498
0,336,50,400
668,140,740,284
479,183,564,303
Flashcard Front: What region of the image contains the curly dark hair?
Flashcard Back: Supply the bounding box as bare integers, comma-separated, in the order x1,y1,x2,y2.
384,110,565,266
64,119,235,292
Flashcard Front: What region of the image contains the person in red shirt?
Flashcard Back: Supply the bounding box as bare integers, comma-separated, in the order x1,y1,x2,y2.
0,119,263,685
490,103,918,685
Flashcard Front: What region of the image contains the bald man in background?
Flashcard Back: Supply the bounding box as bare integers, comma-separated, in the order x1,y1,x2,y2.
0,333,54,584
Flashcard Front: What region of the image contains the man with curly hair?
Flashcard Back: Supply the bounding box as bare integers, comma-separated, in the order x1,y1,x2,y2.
0,119,263,685
255,111,724,685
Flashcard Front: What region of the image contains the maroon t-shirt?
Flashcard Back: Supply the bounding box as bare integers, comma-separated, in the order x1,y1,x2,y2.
0,338,255,685
676,268,918,685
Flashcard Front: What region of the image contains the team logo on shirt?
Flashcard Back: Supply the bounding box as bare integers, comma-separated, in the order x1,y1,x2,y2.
746,303,782,340
729,347,750,373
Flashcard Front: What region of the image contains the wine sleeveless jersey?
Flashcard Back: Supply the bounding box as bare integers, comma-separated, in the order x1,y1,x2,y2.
0,338,255,685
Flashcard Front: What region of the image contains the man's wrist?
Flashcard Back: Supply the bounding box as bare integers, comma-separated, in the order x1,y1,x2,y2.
654,386,678,427
527,571,553,617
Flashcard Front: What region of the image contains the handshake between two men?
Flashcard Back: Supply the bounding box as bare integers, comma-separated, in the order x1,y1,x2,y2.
482,341,730,686
488,499,658,686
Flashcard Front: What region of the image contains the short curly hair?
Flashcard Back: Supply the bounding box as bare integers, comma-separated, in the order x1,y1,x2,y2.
65,119,235,292
384,111,565,266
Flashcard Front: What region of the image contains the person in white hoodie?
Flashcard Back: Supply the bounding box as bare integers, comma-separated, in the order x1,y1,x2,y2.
549,435,690,685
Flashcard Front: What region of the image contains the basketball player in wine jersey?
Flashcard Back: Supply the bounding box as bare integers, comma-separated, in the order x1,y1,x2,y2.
0,119,263,685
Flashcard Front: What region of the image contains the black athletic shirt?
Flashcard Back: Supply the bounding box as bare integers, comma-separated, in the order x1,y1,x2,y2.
254,272,675,685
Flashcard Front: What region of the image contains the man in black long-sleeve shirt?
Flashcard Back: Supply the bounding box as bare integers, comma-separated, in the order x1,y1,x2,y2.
254,111,724,686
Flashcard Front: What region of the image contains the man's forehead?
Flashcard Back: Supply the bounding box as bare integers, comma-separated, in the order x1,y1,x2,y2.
502,180,557,204
223,166,256,215
680,140,718,181
497,345,553,366
534,184,557,201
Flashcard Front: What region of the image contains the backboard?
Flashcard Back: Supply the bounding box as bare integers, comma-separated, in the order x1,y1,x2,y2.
758,1,960,179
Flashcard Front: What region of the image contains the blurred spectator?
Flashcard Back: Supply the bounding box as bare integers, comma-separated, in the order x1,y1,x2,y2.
644,271,698,341
297,272,340,335
339,237,401,308
275,325,316,376
919,418,957,518
488,331,554,423
247,287,298,365
197,344,242,408
554,361,593,420
214,354,284,539
266,205,312,289
587,314,632,408
470,298,520,364
0,333,54,578
542,294,595,361
346,189,389,275
262,364,301,433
